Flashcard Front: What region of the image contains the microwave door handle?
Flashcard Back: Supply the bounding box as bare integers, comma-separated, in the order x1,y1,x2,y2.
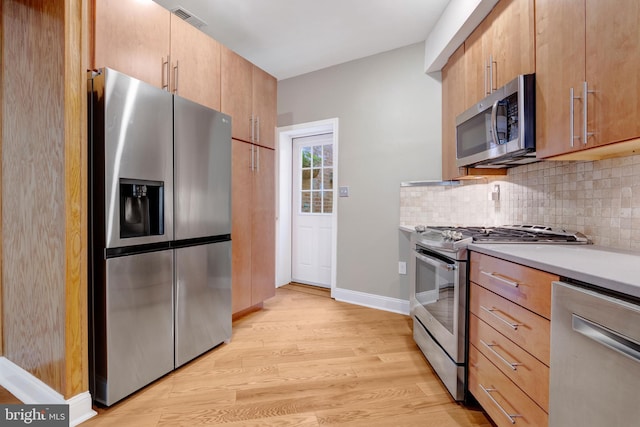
414,251,457,272
490,100,500,147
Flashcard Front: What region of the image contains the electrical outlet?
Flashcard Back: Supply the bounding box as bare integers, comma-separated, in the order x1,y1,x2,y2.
398,261,407,275
339,186,349,197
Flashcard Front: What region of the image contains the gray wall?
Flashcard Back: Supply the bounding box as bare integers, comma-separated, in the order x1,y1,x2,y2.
278,42,442,300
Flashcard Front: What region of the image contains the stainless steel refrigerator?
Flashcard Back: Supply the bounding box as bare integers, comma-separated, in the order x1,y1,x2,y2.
89,68,231,406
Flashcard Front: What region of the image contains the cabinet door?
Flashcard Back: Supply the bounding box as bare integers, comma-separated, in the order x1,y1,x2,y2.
586,0,640,147
231,140,253,314
491,0,535,89
535,0,586,158
170,15,221,111
221,47,253,143
252,67,278,149
464,18,491,109
251,146,276,305
93,0,170,89
442,45,466,180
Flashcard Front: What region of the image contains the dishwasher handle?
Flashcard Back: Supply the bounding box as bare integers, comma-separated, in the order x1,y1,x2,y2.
572,314,640,363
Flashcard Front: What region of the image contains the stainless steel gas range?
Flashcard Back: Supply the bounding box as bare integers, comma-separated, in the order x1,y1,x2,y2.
409,225,590,401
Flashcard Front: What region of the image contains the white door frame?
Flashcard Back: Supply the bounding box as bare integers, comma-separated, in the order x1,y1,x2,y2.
275,118,339,297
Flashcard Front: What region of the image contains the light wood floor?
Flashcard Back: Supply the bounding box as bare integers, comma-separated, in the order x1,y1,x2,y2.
87,285,491,425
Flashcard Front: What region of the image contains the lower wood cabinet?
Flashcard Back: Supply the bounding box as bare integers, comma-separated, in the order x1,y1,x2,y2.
231,139,276,315
468,251,558,427
469,345,548,427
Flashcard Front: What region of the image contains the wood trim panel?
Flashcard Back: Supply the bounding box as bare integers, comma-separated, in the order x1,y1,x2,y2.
3,0,67,393
0,0,4,357
470,283,550,366
470,252,557,319
64,0,89,398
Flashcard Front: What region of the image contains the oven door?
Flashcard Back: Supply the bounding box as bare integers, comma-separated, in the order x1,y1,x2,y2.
410,245,466,363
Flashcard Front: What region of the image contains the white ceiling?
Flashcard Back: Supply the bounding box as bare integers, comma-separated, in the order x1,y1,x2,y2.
153,0,450,80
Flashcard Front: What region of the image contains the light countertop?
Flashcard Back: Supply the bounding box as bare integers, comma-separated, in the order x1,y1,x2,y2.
468,243,640,300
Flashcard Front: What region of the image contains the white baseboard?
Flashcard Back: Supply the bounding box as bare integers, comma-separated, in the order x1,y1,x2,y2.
0,357,97,426
332,287,410,315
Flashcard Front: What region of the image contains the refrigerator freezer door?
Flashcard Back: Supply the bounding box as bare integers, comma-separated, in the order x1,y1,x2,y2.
173,96,232,240
97,68,174,248
175,241,232,367
95,249,174,406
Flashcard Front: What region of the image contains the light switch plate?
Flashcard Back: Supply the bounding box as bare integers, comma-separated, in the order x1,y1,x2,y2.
398,261,407,275
339,186,349,197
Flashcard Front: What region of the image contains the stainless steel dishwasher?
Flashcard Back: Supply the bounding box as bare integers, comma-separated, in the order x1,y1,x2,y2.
550,281,640,427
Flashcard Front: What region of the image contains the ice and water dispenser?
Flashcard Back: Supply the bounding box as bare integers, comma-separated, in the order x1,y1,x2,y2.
119,178,164,238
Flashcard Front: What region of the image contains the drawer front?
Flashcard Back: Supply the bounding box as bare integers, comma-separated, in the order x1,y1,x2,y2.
469,345,548,427
469,313,549,410
470,283,550,366
470,252,558,318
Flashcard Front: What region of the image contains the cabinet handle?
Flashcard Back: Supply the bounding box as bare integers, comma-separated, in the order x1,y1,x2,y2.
480,340,522,371
255,146,260,172
256,116,260,143
489,54,496,93
480,305,523,330
485,60,490,95
583,81,595,145
250,114,255,142
173,60,179,94
250,144,254,171
480,270,519,287
569,87,581,147
479,384,522,424
162,56,170,91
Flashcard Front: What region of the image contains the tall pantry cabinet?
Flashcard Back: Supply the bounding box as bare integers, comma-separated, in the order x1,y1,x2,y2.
231,141,276,315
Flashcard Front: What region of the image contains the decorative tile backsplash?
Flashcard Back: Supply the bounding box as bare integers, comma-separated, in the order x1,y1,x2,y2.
400,154,640,250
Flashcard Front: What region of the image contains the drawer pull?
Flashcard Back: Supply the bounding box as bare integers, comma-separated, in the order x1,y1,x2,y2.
480,340,522,371
480,305,523,330
479,384,522,424
481,270,520,287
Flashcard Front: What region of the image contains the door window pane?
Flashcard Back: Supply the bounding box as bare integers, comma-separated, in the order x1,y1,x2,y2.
302,147,311,168
302,170,311,190
298,141,334,214
323,191,333,213
323,168,333,190
313,146,322,167
301,192,311,213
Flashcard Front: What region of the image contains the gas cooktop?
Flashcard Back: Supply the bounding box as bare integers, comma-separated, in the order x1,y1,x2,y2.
413,224,591,252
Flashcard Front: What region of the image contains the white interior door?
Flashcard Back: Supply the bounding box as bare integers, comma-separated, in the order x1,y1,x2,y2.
292,134,334,288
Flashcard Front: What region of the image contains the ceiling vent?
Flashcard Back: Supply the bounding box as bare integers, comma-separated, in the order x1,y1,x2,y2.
171,6,207,29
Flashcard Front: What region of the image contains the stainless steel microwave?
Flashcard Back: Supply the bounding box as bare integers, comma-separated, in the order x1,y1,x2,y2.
456,74,536,168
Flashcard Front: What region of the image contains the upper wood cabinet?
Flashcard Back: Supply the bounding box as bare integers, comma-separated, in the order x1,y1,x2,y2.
93,0,170,89
536,0,640,159
464,0,534,110
169,14,221,111
441,45,466,181
221,47,277,149
93,0,221,110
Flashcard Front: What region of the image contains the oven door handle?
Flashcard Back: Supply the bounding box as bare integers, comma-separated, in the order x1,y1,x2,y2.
413,251,457,271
